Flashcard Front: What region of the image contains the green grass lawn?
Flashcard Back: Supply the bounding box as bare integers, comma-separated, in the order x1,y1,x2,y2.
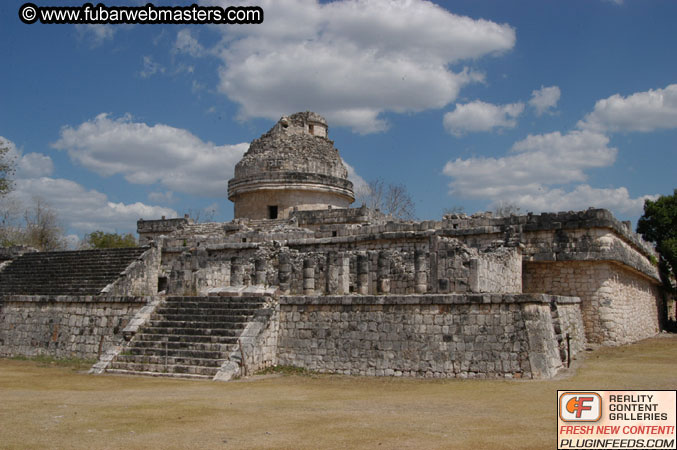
1,334,675,449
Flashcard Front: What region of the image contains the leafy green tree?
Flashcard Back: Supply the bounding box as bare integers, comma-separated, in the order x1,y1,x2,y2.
84,231,137,249
637,189,677,278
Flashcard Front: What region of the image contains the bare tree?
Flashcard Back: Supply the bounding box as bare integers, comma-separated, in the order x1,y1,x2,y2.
22,198,66,251
182,207,216,223
0,141,15,198
443,205,466,216
358,178,415,220
0,196,24,247
493,201,521,218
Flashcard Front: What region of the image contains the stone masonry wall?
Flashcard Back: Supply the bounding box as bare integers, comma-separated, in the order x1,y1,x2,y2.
475,247,522,293
137,217,192,246
103,246,161,296
160,237,521,298
523,261,662,345
554,299,586,363
277,294,578,379
0,296,148,359
216,300,279,381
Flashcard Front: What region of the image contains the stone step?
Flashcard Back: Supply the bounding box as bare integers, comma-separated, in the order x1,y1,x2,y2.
0,282,109,288
107,361,220,377
0,288,105,295
131,340,234,352
148,319,251,328
161,301,265,310
132,334,239,345
115,354,226,367
126,347,229,359
1,272,126,279
4,262,140,271
154,314,256,323
141,326,244,337
18,249,145,258
105,368,213,380
0,280,114,287
157,308,261,317
2,264,131,270
165,296,267,303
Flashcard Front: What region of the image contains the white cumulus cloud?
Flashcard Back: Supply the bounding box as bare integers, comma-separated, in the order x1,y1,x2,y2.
140,56,165,78
52,113,249,197
148,191,175,204
12,177,177,234
0,136,54,178
443,130,617,198
578,83,677,133
443,100,524,136
76,24,116,46
174,29,205,57
0,136,183,234
529,85,561,116
441,128,656,217
505,185,655,217
204,0,515,133
342,159,370,199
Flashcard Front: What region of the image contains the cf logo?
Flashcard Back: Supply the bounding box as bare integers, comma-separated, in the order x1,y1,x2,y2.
559,392,602,422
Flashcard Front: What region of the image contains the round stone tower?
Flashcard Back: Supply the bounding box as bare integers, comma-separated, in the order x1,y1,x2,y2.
228,112,355,220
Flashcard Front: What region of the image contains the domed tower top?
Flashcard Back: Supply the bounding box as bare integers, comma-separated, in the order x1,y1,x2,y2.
228,112,355,220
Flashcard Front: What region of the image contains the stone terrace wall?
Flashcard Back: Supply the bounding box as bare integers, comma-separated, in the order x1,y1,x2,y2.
0,296,149,359
160,236,521,298
103,246,161,296
291,205,388,229
277,294,581,379
523,261,662,345
475,247,522,293
554,298,586,363
137,217,193,245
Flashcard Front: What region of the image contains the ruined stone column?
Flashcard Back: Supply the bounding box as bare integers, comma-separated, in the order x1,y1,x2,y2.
429,235,439,293
377,251,391,294
278,252,291,294
230,256,244,286
414,249,427,294
303,258,315,295
254,258,267,286
221,259,231,287
357,252,369,295
339,252,350,294
326,251,339,294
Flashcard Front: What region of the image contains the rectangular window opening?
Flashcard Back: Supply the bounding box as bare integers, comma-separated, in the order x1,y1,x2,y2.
268,205,278,219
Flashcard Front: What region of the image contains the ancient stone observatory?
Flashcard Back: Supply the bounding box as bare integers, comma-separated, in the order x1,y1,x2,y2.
0,112,668,382
228,112,355,220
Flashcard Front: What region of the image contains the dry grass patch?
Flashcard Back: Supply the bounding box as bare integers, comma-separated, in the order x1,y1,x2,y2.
1,334,676,449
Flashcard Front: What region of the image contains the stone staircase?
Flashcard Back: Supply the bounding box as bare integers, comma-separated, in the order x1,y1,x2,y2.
106,296,267,379
550,303,568,365
0,248,147,296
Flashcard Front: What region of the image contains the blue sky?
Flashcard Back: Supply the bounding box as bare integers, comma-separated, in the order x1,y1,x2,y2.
1,0,676,243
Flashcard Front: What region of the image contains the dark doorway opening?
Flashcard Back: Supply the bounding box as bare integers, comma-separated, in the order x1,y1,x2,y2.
268,205,278,219
157,276,168,293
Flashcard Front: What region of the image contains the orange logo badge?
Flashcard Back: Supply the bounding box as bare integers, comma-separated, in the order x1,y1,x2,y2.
559,392,602,422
